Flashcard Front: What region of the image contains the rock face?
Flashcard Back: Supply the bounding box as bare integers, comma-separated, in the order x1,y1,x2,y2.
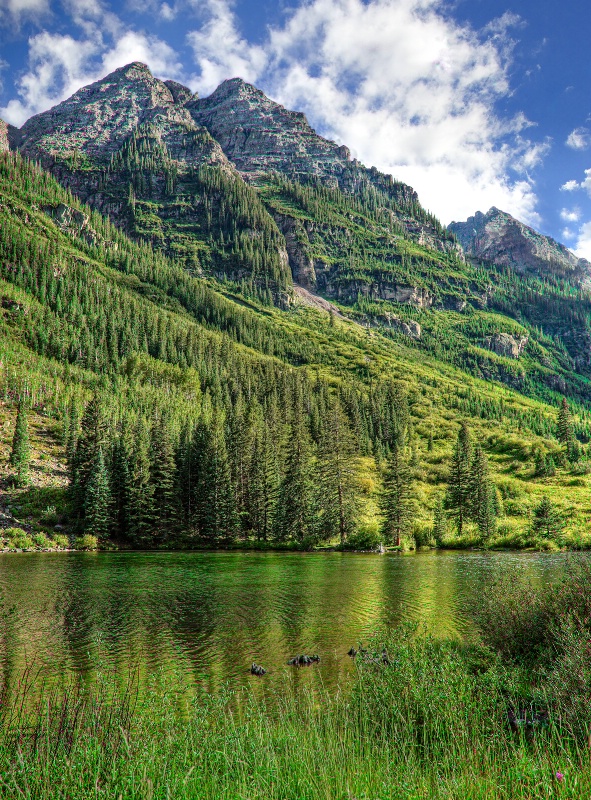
483,333,528,359
449,207,591,285
0,119,19,152
0,120,9,152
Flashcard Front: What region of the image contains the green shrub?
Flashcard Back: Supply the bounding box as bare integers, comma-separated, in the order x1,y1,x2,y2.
413,521,435,548
52,534,69,549
40,505,58,525
3,527,27,540
341,523,382,551
4,528,34,549
32,532,49,548
74,534,98,550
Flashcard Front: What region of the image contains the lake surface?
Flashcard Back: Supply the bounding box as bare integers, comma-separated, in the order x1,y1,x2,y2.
0,550,574,697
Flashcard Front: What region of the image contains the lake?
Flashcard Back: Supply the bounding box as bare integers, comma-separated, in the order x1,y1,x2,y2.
0,549,573,697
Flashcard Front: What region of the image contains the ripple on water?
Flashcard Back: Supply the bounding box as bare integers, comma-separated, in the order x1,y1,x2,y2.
0,549,578,695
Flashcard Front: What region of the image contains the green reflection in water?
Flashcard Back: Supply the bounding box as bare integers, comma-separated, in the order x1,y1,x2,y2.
0,549,574,699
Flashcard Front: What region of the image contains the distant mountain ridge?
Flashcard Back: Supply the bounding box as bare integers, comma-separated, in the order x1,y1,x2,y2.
449,207,591,285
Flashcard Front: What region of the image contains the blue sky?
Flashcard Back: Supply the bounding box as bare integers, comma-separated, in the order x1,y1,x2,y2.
1,0,591,257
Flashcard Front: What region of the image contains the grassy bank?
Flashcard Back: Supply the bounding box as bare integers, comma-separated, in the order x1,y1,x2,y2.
2,559,591,798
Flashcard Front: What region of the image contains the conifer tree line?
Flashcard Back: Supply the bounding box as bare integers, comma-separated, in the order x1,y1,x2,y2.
67,385,378,546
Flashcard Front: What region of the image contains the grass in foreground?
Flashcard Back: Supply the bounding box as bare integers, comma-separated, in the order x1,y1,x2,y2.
2,559,591,798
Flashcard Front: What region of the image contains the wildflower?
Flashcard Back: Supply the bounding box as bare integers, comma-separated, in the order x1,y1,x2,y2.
555,771,564,782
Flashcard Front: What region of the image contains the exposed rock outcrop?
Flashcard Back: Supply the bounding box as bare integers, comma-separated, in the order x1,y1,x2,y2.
43,202,113,248
0,120,9,152
449,207,591,285
372,313,421,339
483,333,528,359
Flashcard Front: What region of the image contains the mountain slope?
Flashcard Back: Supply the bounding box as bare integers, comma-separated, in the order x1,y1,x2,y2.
6,63,591,409
3,151,591,551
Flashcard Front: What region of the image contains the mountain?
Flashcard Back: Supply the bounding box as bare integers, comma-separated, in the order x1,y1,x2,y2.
3,63,591,550
449,207,591,285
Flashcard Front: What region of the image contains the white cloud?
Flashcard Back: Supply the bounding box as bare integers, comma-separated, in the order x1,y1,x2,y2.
573,221,591,260
562,227,575,240
560,207,581,223
561,179,580,192
186,0,266,93
0,0,50,24
559,169,591,199
566,126,591,151
187,0,546,225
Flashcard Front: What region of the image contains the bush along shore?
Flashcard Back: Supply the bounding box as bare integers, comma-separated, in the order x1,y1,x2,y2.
1,557,591,798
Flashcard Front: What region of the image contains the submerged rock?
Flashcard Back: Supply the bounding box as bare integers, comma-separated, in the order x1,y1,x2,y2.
287,654,321,666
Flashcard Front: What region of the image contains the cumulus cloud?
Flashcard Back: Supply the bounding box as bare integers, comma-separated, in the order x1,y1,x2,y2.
566,126,591,151
558,170,591,199
562,227,574,240
0,0,50,24
561,179,580,192
573,221,591,260
186,0,266,93
187,0,547,225
560,207,581,222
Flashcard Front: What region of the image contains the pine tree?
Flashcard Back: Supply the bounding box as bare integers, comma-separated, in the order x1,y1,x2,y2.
126,419,155,546
445,422,472,535
150,414,178,541
531,495,563,539
317,400,357,544
469,446,496,539
275,412,316,544
380,440,413,546
84,447,111,541
10,402,31,487
557,397,574,447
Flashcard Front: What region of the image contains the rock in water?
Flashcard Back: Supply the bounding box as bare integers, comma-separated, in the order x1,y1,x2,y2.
287,654,321,666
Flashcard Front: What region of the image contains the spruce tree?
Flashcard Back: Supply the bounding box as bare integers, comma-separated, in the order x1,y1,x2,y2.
432,495,448,545
126,419,155,546
469,446,496,539
192,414,238,543
275,411,315,544
380,441,413,546
150,414,178,541
317,400,357,545
531,495,563,539
445,422,472,535
10,402,31,488
84,447,111,541
557,397,574,448
70,395,107,523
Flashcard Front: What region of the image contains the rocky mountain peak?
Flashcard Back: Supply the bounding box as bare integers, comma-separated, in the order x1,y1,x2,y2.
18,62,184,165
164,80,195,105
449,207,591,285
189,78,350,181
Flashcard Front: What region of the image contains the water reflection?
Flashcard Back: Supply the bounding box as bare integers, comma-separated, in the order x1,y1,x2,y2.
0,550,575,696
